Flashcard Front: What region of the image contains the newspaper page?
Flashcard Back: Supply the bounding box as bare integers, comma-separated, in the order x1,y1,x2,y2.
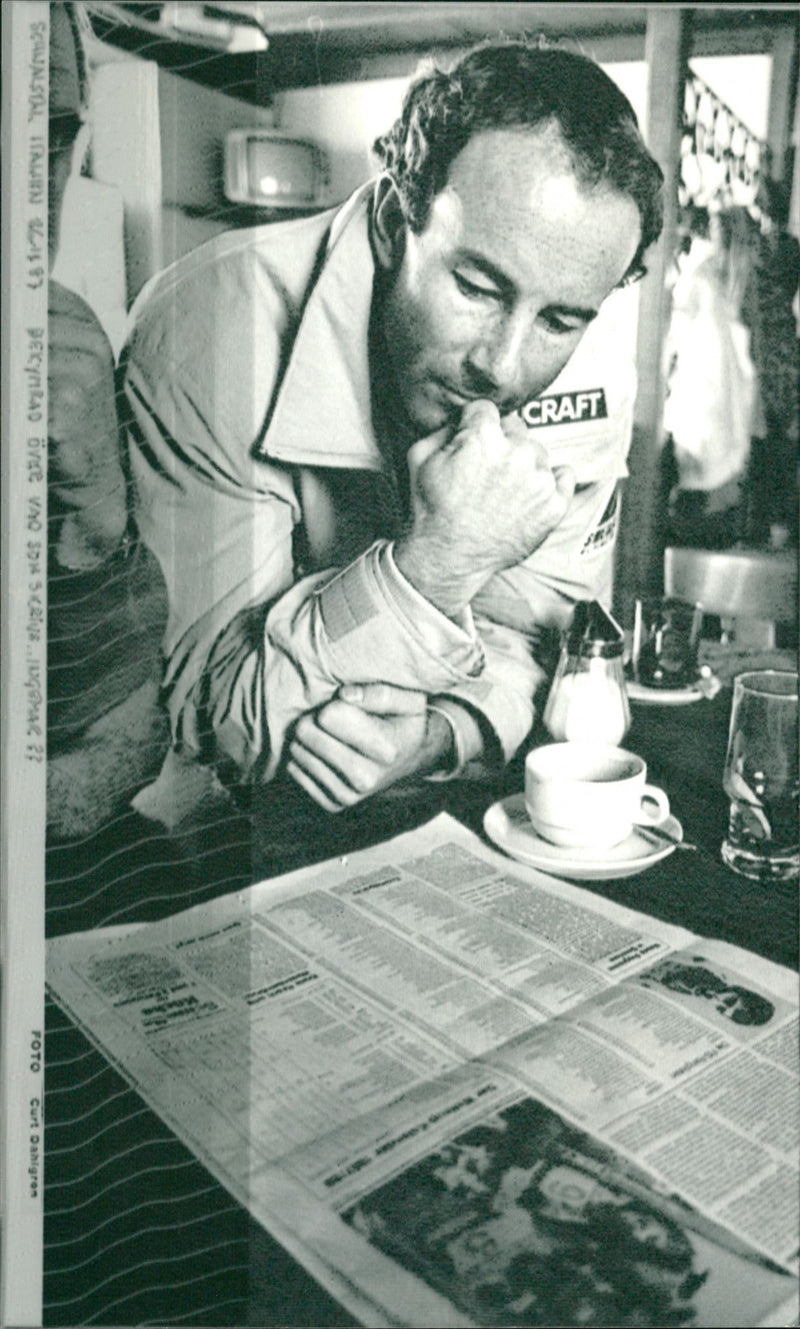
3,4,799,1327
47,813,800,1328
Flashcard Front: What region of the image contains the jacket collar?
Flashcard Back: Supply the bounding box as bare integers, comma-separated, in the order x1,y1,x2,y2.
258,184,385,472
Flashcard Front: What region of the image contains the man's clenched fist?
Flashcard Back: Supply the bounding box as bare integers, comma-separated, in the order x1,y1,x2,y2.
394,400,575,618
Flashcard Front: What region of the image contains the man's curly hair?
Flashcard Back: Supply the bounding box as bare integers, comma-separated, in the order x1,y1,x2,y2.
373,41,664,285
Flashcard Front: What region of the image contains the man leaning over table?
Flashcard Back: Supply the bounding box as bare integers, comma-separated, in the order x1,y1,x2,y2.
123,41,664,820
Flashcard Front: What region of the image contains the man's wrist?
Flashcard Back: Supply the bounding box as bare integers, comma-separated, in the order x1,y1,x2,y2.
425,698,490,782
421,705,458,777
393,534,488,619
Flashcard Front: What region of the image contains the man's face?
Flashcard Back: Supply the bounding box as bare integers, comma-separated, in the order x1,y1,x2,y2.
375,124,641,437
536,1165,615,1223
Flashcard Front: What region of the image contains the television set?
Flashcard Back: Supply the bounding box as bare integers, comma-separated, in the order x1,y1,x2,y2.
224,129,329,208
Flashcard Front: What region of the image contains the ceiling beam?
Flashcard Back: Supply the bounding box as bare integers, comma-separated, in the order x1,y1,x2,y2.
87,6,797,97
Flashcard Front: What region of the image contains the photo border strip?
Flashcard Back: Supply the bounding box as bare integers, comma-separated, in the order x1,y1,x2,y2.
1,4,50,1324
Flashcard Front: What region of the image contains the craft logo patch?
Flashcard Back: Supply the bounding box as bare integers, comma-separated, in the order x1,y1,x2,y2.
522,388,608,428
580,486,619,556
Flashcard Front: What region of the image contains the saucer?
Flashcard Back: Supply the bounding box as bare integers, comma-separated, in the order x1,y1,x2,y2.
483,794,683,880
625,678,705,706
625,671,720,706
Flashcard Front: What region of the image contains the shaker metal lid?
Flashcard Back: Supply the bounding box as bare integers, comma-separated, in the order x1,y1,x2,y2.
566,599,625,658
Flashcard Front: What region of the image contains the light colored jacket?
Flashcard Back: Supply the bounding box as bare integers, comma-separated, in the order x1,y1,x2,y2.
124,186,635,786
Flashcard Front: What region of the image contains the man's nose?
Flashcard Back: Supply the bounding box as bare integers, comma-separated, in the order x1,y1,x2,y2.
465,312,535,403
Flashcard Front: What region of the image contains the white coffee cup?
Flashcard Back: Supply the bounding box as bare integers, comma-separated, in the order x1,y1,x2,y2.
525,742,671,849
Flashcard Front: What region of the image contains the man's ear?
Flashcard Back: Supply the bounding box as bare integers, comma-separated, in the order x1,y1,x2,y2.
371,175,407,273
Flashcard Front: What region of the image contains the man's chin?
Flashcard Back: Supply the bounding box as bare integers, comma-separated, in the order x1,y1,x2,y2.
405,390,461,437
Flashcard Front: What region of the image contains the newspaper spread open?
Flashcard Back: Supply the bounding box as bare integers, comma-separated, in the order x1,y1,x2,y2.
47,812,799,1329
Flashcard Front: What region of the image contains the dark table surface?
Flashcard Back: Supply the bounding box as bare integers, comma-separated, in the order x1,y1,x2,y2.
43,669,799,1326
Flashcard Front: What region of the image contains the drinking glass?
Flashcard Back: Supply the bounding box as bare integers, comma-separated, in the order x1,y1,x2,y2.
721,671,799,881
632,596,703,689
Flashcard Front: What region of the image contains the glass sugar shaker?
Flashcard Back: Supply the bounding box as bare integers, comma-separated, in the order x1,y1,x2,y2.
543,600,631,745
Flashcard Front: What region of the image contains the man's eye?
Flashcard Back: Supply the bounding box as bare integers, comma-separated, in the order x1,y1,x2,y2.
541,311,583,335
454,271,498,299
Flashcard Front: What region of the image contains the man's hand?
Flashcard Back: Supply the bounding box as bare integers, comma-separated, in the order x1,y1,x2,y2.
286,684,453,812
394,400,575,618
48,281,127,569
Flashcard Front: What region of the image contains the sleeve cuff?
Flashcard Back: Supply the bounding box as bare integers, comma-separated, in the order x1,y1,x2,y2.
381,541,477,644
424,697,490,782
314,540,486,690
